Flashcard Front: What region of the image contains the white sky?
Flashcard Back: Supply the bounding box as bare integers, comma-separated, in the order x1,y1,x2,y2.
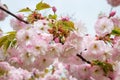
1,0,120,35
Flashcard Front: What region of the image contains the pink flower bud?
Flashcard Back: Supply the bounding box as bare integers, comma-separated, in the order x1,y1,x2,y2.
109,11,116,17
52,6,57,13
61,17,69,21
54,37,60,43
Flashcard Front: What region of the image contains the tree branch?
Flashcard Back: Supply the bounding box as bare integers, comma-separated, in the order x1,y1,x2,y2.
0,6,29,24
76,53,91,64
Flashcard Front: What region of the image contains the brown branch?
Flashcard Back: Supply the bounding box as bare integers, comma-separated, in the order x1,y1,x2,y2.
0,6,29,24
76,53,91,64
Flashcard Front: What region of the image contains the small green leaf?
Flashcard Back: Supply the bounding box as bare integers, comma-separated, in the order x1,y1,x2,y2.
57,20,75,31
0,36,7,47
48,23,54,28
48,14,57,20
3,40,11,53
112,27,120,36
18,7,31,12
92,60,113,75
7,31,16,41
0,31,16,53
7,31,16,34
36,1,51,10
63,21,74,29
11,40,17,47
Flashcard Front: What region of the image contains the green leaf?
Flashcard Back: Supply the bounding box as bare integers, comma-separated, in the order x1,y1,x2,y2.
0,31,16,53
92,60,113,75
36,1,51,10
57,20,75,31
111,27,120,36
7,31,16,41
3,40,11,53
48,14,57,20
7,31,16,34
48,23,54,28
0,36,7,47
63,21,74,30
11,40,17,47
18,7,32,12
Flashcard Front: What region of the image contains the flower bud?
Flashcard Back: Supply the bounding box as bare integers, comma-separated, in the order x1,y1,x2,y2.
54,37,60,43
61,17,69,21
109,11,116,18
52,6,57,13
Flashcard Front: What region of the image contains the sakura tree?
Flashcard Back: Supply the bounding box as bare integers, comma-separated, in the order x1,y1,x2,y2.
0,0,120,80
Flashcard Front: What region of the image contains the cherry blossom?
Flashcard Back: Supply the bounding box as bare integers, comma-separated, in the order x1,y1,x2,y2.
95,17,114,37
10,14,28,31
111,16,120,28
0,2,8,20
0,0,120,80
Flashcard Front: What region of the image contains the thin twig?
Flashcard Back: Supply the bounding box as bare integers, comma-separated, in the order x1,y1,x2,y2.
0,6,29,24
76,53,91,64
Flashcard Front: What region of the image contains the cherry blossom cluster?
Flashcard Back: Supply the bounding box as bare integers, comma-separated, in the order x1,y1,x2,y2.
0,0,120,80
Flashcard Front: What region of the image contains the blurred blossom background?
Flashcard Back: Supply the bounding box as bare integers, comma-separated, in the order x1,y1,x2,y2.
0,0,120,35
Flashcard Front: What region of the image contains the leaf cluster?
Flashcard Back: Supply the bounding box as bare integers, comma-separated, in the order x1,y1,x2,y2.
111,27,120,36
0,31,16,53
92,60,113,75
19,1,51,12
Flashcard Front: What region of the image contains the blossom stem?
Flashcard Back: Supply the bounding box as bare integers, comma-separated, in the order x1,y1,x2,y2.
76,53,91,64
0,6,29,24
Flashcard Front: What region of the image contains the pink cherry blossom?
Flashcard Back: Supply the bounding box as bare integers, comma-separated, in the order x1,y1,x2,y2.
47,43,63,57
83,40,112,61
113,38,120,52
6,68,31,80
109,62,120,80
0,2,8,21
83,34,96,49
30,39,48,56
10,14,28,31
33,55,55,71
0,62,12,71
33,20,50,33
111,16,120,28
1,1,120,80
64,32,84,54
74,21,87,36
39,60,78,80
40,33,53,44
95,17,114,37
90,66,111,80
67,63,91,80
112,37,120,61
